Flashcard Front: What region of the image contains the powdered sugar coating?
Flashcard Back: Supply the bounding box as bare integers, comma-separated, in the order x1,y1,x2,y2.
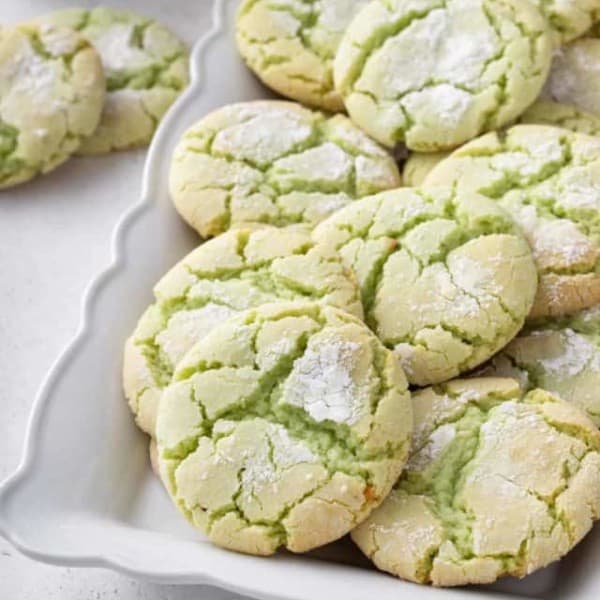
156,302,413,555
169,101,401,238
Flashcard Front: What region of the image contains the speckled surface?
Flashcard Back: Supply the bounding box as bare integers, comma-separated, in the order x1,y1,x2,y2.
0,2,243,599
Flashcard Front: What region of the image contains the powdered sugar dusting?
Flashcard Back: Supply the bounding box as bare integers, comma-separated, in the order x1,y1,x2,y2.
408,423,456,470
92,23,153,72
283,336,368,425
402,84,473,128
536,328,600,376
557,166,600,211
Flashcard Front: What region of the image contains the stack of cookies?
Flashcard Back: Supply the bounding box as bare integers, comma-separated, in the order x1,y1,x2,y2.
0,7,189,188
123,0,600,589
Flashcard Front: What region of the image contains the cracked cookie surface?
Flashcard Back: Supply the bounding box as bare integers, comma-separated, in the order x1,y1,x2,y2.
41,7,189,154
169,101,401,238
236,0,369,111
352,377,600,586
156,301,413,555
333,0,552,151
0,23,104,188
476,304,600,426
541,38,600,118
123,226,363,435
312,187,537,386
530,0,600,43
404,100,600,186
425,125,600,319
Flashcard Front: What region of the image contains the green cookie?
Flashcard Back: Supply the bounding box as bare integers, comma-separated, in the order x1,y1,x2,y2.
0,23,105,188
312,187,538,386
156,302,413,555
425,125,600,319
123,226,363,435
353,377,600,586
403,152,450,187
42,7,189,154
333,0,552,151
236,0,370,111
169,101,401,238
477,304,600,426
528,0,600,43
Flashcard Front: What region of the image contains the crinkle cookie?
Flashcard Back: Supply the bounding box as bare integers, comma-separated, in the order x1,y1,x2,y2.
352,377,600,586
425,125,600,319
541,38,600,118
312,187,537,386
156,302,413,555
518,100,600,136
476,304,600,426
169,101,401,238
0,23,104,188
403,152,450,187
41,7,189,154
236,0,369,111
333,0,552,151
123,226,363,435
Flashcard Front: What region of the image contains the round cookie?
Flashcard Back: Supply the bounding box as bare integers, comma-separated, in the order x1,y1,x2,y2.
541,38,600,118
403,152,450,187
156,302,413,555
333,0,552,151
476,304,600,426
312,187,538,386
352,377,600,586
0,23,104,188
169,101,401,238
425,125,600,319
235,0,369,111
518,100,600,136
42,7,189,154
123,226,363,435
529,0,600,43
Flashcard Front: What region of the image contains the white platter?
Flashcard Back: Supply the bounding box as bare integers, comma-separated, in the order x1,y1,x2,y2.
1,1,599,598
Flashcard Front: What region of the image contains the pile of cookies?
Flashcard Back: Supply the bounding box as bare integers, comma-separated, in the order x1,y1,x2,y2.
0,7,189,189
122,0,600,589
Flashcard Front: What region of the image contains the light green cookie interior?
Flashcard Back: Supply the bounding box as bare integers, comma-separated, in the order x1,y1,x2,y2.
169,101,401,238
156,302,412,555
42,6,189,153
0,23,105,187
312,187,538,386
123,226,363,435
352,377,600,585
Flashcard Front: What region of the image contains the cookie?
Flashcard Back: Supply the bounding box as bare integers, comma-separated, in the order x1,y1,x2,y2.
235,0,369,111
425,125,600,319
169,101,401,238
123,226,363,435
404,100,600,187
312,187,537,386
156,302,413,555
0,23,104,188
352,377,600,586
333,0,552,151
541,38,600,118
403,152,450,187
476,304,600,426
518,100,600,136
41,7,189,154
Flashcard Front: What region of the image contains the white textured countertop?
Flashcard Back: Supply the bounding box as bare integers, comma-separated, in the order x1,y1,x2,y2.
0,2,244,598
